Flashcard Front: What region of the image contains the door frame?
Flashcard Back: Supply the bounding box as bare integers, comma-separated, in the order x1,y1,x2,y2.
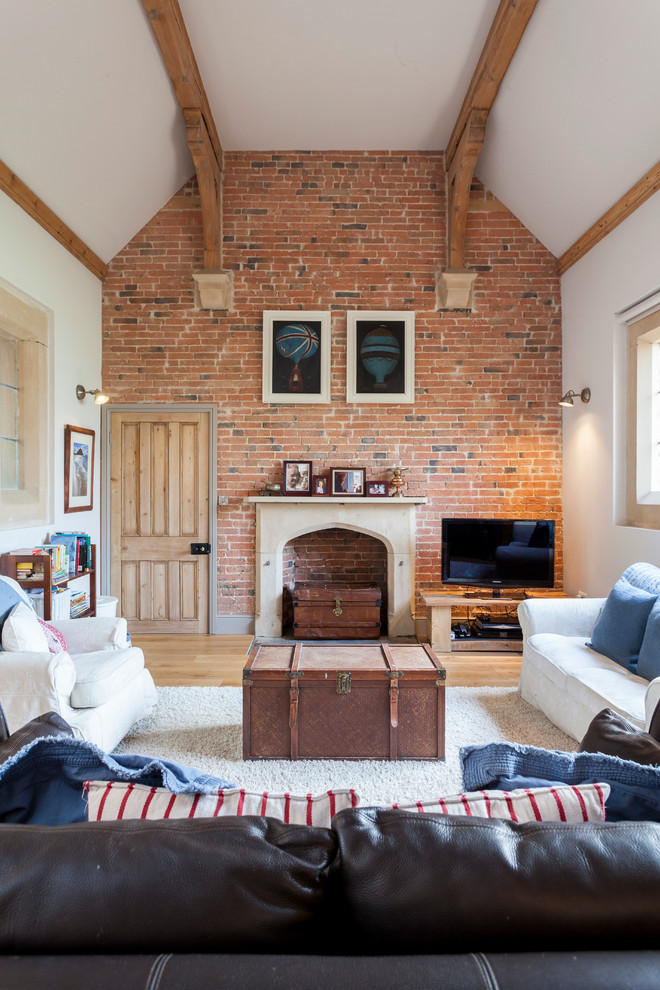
100,403,218,634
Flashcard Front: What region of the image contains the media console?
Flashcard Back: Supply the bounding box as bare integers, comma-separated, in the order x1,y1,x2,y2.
423,593,528,654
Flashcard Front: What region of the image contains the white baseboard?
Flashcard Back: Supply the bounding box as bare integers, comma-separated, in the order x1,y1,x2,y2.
214,614,255,635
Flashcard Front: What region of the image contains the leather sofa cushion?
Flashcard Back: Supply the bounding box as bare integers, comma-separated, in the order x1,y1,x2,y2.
0,817,336,953
332,807,660,954
70,648,145,707
580,708,660,764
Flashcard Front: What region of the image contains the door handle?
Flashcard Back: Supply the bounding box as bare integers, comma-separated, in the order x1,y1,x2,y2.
190,543,211,555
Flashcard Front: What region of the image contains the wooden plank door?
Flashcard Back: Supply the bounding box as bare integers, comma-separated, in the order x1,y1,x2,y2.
110,411,210,633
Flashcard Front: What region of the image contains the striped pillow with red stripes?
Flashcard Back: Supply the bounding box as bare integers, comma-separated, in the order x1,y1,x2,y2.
84,781,359,828
390,783,609,823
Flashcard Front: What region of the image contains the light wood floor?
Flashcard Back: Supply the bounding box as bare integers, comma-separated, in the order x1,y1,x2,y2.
131,634,522,688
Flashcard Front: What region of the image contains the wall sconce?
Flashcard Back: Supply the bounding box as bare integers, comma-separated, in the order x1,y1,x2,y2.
559,387,591,408
76,384,109,405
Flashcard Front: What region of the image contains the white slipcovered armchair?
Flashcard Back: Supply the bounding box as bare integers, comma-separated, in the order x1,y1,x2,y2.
0,575,157,751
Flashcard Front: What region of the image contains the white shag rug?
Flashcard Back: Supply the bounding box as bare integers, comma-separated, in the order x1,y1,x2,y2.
115,686,577,806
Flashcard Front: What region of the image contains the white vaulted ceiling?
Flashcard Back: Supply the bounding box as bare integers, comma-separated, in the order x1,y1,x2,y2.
1,0,659,266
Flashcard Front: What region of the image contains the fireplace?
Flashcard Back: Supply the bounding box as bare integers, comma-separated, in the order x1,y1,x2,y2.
248,495,426,638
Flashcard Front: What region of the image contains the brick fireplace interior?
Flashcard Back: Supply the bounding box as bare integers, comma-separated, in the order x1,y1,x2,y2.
282,528,388,634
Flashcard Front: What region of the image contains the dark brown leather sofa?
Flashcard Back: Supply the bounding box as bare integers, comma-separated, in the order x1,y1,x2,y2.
1,806,660,989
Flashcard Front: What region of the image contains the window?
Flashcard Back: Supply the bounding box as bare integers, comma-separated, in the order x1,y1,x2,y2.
620,293,660,529
0,278,50,529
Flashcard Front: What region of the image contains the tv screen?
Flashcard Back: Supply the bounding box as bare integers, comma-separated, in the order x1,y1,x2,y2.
441,518,555,590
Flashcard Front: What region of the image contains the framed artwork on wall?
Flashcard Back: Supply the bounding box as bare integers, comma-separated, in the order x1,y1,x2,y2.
262,310,331,404
331,468,365,497
64,425,94,513
346,310,415,404
283,460,313,495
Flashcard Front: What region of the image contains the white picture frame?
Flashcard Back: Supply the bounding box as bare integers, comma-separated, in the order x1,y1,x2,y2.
262,310,331,404
346,310,415,404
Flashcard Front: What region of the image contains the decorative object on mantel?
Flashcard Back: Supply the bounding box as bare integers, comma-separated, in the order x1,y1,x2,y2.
282,460,312,496
367,480,389,497
259,483,282,497
262,311,331,404
313,475,329,496
388,466,408,498
331,468,365,497
346,311,415,404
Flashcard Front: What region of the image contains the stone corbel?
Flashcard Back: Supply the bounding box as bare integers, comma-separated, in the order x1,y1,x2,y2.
192,271,234,310
436,267,479,310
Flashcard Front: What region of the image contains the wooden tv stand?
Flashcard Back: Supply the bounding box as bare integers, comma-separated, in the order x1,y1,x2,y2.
423,593,525,654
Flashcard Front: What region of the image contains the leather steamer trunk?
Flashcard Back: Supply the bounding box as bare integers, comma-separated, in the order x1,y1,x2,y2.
243,642,446,761
292,584,381,639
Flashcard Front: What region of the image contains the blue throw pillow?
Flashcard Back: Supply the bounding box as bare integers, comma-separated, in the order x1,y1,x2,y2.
588,577,657,671
461,741,660,822
0,576,34,652
638,598,660,681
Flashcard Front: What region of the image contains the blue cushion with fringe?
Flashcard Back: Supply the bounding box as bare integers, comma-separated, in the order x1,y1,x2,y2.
461,741,660,822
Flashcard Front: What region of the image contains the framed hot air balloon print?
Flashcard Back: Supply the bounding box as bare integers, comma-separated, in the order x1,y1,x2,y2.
346,311,415,404
262,310,331,404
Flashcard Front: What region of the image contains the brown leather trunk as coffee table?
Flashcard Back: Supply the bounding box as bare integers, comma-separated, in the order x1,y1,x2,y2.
242,641,446,761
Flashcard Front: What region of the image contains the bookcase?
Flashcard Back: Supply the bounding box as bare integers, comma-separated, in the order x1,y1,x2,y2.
0,544,97,620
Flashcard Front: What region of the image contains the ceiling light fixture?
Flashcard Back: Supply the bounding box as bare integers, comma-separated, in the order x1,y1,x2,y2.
76,384,109,405
559,387,591,408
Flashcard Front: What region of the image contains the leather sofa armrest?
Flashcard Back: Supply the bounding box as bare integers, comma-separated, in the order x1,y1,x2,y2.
517,597,606,640
49,617,129,652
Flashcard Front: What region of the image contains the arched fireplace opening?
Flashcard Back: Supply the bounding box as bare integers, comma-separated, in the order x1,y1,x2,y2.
281,527,388,635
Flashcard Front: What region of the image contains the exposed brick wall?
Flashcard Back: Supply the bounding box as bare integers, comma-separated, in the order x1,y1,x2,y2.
102,151,562,623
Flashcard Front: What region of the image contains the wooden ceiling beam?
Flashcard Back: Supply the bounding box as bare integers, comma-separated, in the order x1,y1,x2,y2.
439,0,538,308
142,0,232,306
142,0,223,172
445,0,539,175
558,160,660,275
0,158,107,280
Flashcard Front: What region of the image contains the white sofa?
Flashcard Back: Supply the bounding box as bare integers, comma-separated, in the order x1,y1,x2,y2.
518,567,660,741
0,576,157,751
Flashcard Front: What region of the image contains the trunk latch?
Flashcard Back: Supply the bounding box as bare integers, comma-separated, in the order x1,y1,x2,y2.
336,671,352,694
333,597,343,616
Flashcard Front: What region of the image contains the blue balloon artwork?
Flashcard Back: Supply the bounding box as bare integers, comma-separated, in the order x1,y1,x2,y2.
360,326,400,389
275,323,319,392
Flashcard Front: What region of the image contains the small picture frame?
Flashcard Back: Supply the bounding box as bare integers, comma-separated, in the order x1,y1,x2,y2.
283,460,313,496
346,310,415,404
263,311,331,404
366,480,389,497
64,425,95,513
312,475,329,496
331,468,365,497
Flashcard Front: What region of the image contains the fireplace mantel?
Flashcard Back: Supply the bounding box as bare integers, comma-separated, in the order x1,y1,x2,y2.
248,495,426,638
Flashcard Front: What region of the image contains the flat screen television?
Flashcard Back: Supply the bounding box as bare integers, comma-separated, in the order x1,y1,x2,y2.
441,518,555,591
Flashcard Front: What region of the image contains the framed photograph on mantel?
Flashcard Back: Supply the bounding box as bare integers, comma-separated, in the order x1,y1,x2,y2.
64,425,94,513
262,311,331,404
331,468,365,497
283,460,313,496
346,310,415,404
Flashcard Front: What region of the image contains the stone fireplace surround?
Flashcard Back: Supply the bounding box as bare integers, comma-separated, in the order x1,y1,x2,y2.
249,496,427,638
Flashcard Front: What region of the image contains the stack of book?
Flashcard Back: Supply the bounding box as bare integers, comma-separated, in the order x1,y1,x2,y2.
36,544,69,581
50,532,92,575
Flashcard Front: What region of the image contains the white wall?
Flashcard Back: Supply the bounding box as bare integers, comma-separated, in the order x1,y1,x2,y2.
561,190,660,596
0,191,102,566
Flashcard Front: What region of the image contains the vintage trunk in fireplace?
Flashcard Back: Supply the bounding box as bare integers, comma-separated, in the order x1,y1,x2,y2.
292,583,382,639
